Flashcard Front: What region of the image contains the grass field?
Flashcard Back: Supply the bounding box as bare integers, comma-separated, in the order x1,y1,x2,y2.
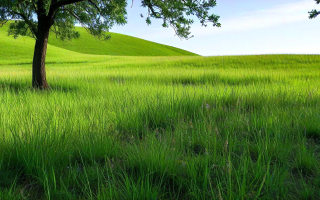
1,24,320,199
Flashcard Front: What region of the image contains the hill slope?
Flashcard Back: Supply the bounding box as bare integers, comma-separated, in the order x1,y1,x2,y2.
0,25,82,64
49,27,198,56
0,22,197,57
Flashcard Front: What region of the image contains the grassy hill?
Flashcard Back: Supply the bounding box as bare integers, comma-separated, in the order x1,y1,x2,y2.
0,23,84,64
49,27,198,56
0,21,197,57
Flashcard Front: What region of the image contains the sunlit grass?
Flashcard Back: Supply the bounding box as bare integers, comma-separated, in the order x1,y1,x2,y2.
0,53,320,199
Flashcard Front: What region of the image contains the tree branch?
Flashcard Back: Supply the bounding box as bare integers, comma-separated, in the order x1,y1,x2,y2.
0,20,9,27
60,8,91,34
12,11,37,36
87,0,100,12
51,0,86,12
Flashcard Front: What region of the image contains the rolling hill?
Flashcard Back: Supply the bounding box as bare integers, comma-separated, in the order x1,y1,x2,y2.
0,21,198,57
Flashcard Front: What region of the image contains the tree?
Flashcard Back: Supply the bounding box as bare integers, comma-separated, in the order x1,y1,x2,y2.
0,0,221,89
309,0,320,19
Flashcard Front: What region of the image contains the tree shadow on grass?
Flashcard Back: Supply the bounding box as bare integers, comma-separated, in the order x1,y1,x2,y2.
0,82,79,93
170,75,274,87
0,62,32,66
0,61,90,66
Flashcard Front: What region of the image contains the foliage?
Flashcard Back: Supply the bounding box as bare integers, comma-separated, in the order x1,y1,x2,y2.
140,0,221,39
0,0,220,40
309,0,320,19
0,0,127,40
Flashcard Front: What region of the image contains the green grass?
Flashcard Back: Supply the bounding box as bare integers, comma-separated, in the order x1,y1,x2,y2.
0,21,197,57
1,22,320,199
49,27,198,56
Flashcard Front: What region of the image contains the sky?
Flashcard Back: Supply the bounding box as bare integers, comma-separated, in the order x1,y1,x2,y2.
111,0,320,56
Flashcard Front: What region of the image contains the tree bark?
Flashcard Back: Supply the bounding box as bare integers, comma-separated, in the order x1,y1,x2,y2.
32,23,50,89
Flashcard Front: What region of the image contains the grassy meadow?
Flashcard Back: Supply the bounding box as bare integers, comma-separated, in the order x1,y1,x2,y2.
1,24,320,199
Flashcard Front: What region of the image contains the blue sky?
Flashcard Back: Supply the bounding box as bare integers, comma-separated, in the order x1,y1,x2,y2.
111,0,320,56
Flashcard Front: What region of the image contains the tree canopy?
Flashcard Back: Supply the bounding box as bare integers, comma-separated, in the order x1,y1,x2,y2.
0,0,127,40
309,0,320,19
0,0,221,40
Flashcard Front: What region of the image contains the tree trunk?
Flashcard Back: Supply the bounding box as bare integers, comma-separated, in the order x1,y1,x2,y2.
32,25,50,89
